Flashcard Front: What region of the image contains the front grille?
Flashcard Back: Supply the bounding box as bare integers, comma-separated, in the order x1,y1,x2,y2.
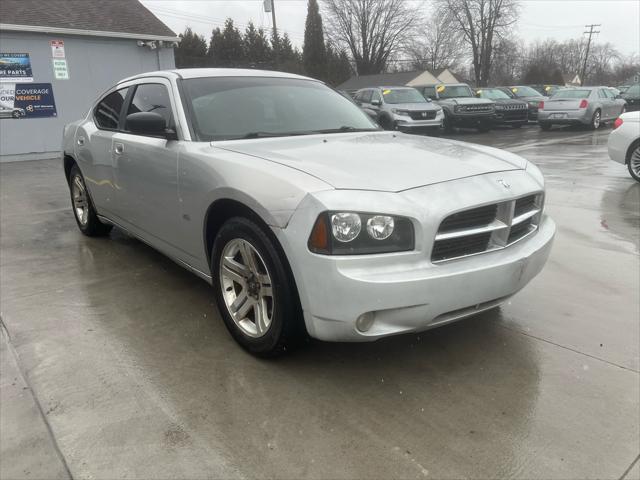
431,193,543,263
514,195,537,217
409,111,437,120
432,232,492,262
439,204,498,233
458,105,494,113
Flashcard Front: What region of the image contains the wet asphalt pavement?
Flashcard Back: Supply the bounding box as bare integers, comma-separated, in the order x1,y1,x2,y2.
1,124,639,479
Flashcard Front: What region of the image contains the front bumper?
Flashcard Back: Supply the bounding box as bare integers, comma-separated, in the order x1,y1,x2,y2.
538,109,590,125
276,170,554,342
493,110,528,125
449,113,494,128
394,112,443,130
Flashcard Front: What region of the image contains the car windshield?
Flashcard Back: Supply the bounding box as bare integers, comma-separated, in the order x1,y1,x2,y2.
183,77,379,141
477,88,511,100
510,86,542,98
382,88,428,104
551,89,591,99
437,85,474,98
624,84,640,96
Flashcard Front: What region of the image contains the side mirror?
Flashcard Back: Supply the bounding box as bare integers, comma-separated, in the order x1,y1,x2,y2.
371,99,382,106
615,94,623,100
125,112,176,139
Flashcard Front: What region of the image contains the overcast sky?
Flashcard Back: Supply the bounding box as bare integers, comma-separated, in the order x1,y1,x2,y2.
141,0,640,57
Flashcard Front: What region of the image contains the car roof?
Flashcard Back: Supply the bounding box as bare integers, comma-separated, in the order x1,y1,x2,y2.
118,68,318,85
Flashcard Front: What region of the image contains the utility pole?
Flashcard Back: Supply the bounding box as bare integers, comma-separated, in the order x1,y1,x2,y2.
265,0,278,66
580,24,601,86
270,0,277,36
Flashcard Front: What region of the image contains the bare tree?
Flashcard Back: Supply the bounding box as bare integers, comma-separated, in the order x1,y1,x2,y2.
408,13,465,72
322,0,421,75
437,0,519,86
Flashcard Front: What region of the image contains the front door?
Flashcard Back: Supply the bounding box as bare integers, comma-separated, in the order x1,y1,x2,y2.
111,81,182,251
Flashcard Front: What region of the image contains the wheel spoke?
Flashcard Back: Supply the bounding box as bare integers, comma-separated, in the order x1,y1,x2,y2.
223,256,250,280
229,291,253,319
239,241,258,274
253,299,269,334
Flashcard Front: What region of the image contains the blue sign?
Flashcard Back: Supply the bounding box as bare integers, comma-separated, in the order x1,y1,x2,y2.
0,83,57,119
0,53,33,82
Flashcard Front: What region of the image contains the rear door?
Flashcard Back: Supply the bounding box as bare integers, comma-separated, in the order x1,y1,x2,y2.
111,80,183,249
597,89,613,119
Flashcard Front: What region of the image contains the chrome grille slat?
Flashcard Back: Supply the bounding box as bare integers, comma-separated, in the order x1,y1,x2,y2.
431,193,543,263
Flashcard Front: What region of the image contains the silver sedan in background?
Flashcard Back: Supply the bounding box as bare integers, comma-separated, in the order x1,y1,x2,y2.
538,86,626,130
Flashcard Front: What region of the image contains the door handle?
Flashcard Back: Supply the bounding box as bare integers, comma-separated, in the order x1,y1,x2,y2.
77,136,85,146
114,143,124,155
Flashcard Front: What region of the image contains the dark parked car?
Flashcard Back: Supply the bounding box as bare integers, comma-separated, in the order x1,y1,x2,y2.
621,83,640,112
496,86,547,121
416,83,495,132
476,88,528,127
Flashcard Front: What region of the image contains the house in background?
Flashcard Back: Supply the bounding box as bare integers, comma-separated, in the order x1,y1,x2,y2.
562,73,581,86
338,68,460,94
0,0,179,161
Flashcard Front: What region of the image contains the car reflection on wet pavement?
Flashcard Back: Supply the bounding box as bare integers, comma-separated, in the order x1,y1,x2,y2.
1,125,638,479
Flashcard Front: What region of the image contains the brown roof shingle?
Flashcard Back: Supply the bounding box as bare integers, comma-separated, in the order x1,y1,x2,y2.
0,0,176,38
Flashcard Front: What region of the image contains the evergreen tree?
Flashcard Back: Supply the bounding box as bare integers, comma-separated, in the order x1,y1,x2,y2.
325,42,352,86
303,0,327,80
244,22,272,68
175,27,208,68
208,19,246,67
207,27,224,66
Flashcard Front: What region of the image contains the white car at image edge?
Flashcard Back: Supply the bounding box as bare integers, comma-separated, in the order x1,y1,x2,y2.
608,111,640,182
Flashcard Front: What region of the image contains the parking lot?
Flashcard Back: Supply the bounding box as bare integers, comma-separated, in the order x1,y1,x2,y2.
1,124,639,479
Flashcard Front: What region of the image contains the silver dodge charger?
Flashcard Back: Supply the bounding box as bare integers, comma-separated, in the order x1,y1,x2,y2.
62,69,555,356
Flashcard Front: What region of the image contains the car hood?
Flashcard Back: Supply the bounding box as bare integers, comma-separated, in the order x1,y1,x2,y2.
214,132,526,192
438,97,494,106
387,102,439,111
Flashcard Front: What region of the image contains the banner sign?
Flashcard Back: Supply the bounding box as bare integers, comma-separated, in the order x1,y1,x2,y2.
0,53,33,83
0,83,57,119
50,40,65,58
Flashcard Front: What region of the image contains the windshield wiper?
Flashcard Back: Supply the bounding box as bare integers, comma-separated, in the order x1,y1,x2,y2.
240,131,313,139
317,126,379,134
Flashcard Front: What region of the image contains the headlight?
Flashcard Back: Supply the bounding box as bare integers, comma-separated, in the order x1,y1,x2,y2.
391,108,410,116
528,101,539,108
436,108,443,116
454,105,464,113
495,105,504,110
308,212,414,255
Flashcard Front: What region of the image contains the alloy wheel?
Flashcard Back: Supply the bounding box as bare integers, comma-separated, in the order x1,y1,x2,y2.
219,238,274,338
593,111,601,129
630,146,640,179
71,174,89,226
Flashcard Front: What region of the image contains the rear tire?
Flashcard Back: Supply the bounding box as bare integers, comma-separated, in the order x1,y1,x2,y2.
590,109,601,130
211,217,304,357
539,122,552,131
68,165,112,236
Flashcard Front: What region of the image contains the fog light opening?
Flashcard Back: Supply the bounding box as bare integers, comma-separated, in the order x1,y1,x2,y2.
356,312,375,333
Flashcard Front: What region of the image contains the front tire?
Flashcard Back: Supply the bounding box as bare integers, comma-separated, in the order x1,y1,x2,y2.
539,122,552,131
68,165,112,236
211,217,303,356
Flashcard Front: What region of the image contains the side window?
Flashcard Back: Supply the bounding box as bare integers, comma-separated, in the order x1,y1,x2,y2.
597,89,607,99
360,90,373,103
422,86,437,100
94,88,129,130
605,89,615,99
127,83,174,130
371,90,382,104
